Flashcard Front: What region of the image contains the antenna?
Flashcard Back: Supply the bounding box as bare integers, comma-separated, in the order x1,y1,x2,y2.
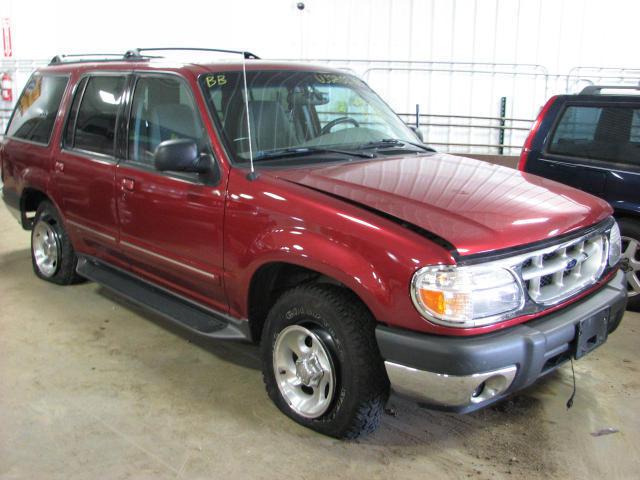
241,52,257,180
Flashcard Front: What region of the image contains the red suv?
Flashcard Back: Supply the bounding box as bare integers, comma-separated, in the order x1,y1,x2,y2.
1,49,627,438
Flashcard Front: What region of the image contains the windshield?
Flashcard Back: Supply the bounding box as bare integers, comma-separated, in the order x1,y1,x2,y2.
200,70,421,164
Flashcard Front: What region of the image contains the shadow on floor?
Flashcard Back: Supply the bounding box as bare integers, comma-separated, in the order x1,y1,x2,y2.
96,286,262,371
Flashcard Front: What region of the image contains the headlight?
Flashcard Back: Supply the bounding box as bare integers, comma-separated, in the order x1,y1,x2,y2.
411,265,523,328
608,221,622,267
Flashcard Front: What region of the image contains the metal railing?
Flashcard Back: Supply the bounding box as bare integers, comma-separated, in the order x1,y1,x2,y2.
397,112,532,154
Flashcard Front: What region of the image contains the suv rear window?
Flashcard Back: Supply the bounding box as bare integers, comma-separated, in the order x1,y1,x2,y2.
549,105,640,167
69,75,126,157
6,74,68,144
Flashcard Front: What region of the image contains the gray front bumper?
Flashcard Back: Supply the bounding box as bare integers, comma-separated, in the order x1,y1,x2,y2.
376,270,627,412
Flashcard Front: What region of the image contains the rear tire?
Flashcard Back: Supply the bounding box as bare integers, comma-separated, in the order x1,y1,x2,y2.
31,201,84,285
619,218,640,311
261,284,389,439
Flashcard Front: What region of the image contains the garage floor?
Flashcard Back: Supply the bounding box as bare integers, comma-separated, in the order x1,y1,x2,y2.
1,205,639,480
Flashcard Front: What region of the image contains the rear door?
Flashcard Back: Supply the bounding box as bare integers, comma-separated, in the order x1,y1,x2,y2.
52,73,129,268
115,72,227,311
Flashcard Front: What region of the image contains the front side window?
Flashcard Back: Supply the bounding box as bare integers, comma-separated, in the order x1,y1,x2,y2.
549,105,640,167
201,70,420,165
128,76,206,166
6,74,68,144
72,75,126,156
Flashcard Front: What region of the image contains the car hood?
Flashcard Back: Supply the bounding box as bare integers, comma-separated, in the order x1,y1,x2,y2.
271,153,612,256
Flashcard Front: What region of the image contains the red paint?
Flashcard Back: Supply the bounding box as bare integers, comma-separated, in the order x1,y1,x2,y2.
518,95,557,171
273,152,612,256
0,61,615,337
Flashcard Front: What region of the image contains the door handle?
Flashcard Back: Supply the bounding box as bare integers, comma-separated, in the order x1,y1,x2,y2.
54,161,64,173
121,178,135,192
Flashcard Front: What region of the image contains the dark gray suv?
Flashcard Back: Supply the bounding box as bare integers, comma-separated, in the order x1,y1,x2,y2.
519,85,639,309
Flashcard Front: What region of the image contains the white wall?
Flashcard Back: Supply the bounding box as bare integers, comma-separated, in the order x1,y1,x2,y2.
3,0,638,70
1,0,639,153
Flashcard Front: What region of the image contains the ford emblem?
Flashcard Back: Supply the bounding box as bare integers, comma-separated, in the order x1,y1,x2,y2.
566,258,578,269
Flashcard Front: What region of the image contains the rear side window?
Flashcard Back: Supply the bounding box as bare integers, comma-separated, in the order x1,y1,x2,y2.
70,75,126,157
6,74,68,144
549,105,640,167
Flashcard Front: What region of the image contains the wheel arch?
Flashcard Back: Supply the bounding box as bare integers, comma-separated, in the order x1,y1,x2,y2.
20,188,57,229
246,260,379,343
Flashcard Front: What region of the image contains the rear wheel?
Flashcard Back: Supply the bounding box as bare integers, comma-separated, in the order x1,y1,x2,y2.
31,201,84,285
619,218,640,311
261,284,389,439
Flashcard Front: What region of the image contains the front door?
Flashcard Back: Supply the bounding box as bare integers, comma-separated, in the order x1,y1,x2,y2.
115,73,227,311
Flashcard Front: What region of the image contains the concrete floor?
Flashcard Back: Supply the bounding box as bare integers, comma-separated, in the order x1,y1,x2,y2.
1,205,639,480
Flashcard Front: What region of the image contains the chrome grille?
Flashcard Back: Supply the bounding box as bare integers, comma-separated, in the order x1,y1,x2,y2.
519,233,607,305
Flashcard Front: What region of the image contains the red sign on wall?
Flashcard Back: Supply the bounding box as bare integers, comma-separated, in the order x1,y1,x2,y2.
2,18,12,58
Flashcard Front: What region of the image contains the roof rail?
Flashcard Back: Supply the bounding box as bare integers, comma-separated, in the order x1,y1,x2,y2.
125,47,260,60
579,84,640,95
48,48,260,66
48,53,152,66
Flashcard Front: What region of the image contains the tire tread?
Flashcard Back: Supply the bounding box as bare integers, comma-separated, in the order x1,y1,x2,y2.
261,283,389,439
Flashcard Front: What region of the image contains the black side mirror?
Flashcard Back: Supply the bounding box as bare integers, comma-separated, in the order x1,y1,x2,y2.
154,139,209,173
410,126,424,143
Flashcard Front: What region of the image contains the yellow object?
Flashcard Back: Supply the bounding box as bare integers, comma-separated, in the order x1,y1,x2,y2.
205,74,227,88
419,289,446,315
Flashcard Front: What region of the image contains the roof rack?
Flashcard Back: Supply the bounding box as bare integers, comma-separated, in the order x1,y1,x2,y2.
48,52,153,65
49,47,260,66
124,47,260,60
579,84,640,95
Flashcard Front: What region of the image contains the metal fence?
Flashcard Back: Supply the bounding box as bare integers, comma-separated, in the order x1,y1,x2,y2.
282,59,640,155
397,111,532,154
1,58,639,155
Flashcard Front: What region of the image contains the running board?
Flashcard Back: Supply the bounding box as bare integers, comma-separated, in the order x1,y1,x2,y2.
76,256,249,341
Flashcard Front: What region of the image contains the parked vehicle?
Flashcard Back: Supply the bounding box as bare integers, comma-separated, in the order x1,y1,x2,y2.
519,85,640,310
1,49,627,438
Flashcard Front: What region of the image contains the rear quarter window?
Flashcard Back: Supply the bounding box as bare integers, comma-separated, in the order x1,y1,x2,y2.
6,74,68,144
548,104,640,167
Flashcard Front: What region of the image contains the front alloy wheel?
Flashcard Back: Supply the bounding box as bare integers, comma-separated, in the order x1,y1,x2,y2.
273,325,336,419
619,218,640,311
621,235,640,298
261,284,389,439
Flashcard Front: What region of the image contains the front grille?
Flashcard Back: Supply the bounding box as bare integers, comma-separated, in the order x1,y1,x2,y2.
519,233,607,305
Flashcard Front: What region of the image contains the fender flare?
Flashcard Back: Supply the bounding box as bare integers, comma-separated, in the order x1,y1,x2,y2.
239,229,396,321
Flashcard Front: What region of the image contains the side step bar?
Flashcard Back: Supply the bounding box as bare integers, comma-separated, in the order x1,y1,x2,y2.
76,256,250,341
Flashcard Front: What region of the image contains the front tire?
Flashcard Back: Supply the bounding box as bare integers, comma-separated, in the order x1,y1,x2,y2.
619,218,640,311
31,201,83,285
261,284,389,439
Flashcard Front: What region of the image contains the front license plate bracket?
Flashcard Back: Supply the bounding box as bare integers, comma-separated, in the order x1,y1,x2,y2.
573,309,609,360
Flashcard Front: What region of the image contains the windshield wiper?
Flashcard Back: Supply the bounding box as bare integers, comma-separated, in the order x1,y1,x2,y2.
358,138,436,152
253,147,375,162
